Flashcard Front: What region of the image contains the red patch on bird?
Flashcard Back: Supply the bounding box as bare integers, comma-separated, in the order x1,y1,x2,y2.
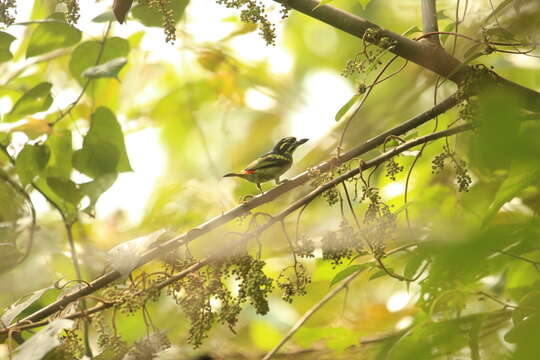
242,170,255,174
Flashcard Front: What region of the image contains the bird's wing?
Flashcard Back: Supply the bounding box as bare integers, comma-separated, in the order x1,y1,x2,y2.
245,153,291,172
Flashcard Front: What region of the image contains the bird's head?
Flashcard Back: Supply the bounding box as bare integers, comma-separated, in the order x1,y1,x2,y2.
273,137,308,155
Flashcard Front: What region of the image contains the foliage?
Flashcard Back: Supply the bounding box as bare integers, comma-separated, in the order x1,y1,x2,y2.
0,0,539,359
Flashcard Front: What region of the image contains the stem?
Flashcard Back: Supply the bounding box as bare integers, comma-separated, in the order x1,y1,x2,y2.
421,0,441,46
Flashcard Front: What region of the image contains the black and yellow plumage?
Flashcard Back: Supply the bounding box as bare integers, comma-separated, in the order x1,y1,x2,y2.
224,137,308,193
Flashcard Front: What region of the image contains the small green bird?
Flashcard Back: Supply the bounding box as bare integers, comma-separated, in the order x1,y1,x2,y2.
224,137,308,194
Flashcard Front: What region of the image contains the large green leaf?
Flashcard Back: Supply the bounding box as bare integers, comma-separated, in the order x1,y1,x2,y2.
6,82,53,122
73,107,132,179
483,162,540,225
0,31,16,63
131,0,189,27
69,37,130,85
45,130,72,179
26,13,81,58
46,177,83,205
73,140,119,179
15,143,50,185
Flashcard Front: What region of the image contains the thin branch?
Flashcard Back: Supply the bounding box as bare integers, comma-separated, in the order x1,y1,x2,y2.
421,0,441,46
262,243,418,359
262,268,363,360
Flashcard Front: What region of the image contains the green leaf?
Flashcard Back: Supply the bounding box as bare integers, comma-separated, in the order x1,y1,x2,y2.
335,94,360,122
402,26,421,38
6,82,53,122
45,130,72,179
483,162,540,225
26,13,81,58
80,173,117,215
131,0,189,27
92,10,116,23
46,177,83,205
330,264,365,287
404,253,427,279
33,177,78,223
73,141,119,179
436,10,450,20
15,143,50,185
440,22,456,43
82,57,128,79
0,243,23,274
69,37,130,85
358,0,372,9
369,268,390,281
0,31,16,63
73,107,132,178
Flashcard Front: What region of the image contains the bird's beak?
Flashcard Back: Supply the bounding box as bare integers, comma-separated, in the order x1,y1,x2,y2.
296,138,308,146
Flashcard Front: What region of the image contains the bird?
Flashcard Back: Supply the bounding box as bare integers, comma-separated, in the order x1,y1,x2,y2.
223,137,308,194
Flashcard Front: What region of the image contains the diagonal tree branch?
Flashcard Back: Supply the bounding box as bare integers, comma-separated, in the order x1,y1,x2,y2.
8,94,460,327
4,120,473,335
274,0,540,112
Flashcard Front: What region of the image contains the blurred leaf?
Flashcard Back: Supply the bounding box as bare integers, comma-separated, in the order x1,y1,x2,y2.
335,94,360,122
26,13,81,58
6,82,53,122
45,130,72,179
0,117,51,138
249,320,281,351
436,10,450,20
483,162,540,225
15,143,50,185
107,229,167,276
313,0,336,10
13,319,74,360
402,26,421,37
82,57,128,79
358,0,372,9
92,10,116,23
33,177,78,223
69,37,130,85
404,253,427,280
113,0,133,24
296,327,358,351
73,107,132,178
46,177,82,205
0,31,16,63
485,27,516,41
123,331,170,360
73,140,119,179
1,286,53,325
0,243,23,274
80,173,117,216
132,0,189,27
330,264,365,287
440,22,455,43
369,268,390,280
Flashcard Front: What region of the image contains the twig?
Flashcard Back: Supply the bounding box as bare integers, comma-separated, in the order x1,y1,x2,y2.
421,0,441,46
